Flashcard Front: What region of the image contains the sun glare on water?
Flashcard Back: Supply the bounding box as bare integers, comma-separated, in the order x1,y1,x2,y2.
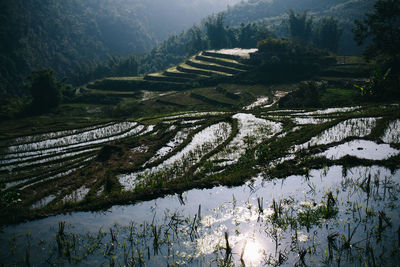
241,238,265,266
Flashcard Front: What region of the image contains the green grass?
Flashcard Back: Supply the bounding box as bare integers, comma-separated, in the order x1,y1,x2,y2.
320,88,360,106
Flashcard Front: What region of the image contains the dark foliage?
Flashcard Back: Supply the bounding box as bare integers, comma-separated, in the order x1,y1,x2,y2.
222,0,375,54
69,55,139,86
0,0,242,97
314,18,342,53
205,14,229,49
97,145,123,162
353,0,400,69
279,81,327,108
288,10,313,44
256,38,333,82
353,0,400,99
25,68,68,113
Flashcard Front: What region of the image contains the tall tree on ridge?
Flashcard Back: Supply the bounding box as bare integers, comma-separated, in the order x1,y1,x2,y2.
353,0,400,73
288,9,313,44
205,14,228,49
314,18,342,53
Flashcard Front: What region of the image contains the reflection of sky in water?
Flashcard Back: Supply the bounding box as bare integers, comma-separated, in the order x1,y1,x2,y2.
382,119,400,143
320,139,400,160
212,113,282,166
1,165,400,266
119,122,231,189
294,117,377,151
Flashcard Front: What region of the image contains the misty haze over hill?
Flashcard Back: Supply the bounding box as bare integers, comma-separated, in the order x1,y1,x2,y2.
145,0,243,40
0,0,242,96
0,0,375,96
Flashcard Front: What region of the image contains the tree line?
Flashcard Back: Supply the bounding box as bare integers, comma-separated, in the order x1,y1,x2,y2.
1,0,398,119
0,0,242,98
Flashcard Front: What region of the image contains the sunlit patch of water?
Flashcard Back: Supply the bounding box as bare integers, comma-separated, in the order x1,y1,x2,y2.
31,195,57,209
181,119,204,124
266,109,305,114
162,111,227,120
62,186,90,203
1,125,144,160
138,125,155,136
318,139,400,160
119,122,232,190
4,122,115,147
0,147,99,171
240,238,266,265
381,119,400,143
1,165,400,266
263,91,289,109
130,145,149,154
212,113,282,166
207,48,258,59
5,122,138,153
294,117,377,151
293,117,332,125
293,106,361,116
146,126,201,165
244,96,269,110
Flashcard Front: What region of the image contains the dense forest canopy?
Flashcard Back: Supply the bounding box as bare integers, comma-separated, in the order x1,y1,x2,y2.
222,0,376,54
0,0,241,96
0,0,376,98
223,0,375,26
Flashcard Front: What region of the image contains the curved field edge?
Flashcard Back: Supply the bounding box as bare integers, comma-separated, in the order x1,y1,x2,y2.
1,104,400,226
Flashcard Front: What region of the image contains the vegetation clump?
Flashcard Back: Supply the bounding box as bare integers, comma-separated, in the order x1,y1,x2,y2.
255,38,334,82
353,0,400,100
26,68,66,113
278,81,327,108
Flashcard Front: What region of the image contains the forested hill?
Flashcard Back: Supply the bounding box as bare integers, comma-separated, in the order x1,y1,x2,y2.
223,0,375,26
0,0,375,97
222,0,376,54
0,0,241,96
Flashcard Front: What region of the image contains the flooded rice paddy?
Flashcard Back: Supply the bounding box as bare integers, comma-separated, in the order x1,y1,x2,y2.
0,122,151,191
119,122,232,190
0,104,399,266
211,113,281,167
1,165,399,266
319,140,400,160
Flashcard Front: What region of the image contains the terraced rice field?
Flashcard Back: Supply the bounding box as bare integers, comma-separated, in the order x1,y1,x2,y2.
1,102,399,210
86,49,254,99
0,122,151,190
0,99,399,266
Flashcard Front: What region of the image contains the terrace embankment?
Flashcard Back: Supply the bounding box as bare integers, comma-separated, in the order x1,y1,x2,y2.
84,49,254,99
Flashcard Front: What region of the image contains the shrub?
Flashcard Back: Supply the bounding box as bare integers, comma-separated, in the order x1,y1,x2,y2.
255,38,332,82
25,68,66,113
279,81,327,108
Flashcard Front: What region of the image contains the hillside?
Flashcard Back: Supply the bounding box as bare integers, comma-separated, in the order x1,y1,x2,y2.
0,0,376,97
1,47,399,265
222,0,376,54
0,0,241,96
223,0,375,25
1,1,400,265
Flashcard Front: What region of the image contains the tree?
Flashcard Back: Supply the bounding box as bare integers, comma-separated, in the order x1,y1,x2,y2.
26,68,64,113
353,0,400,72
353,0,400,99
187,26,207,54
288,9,313,44
256,38,331,82
238,23,263,48
205,14,228,49
314,18,342,53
